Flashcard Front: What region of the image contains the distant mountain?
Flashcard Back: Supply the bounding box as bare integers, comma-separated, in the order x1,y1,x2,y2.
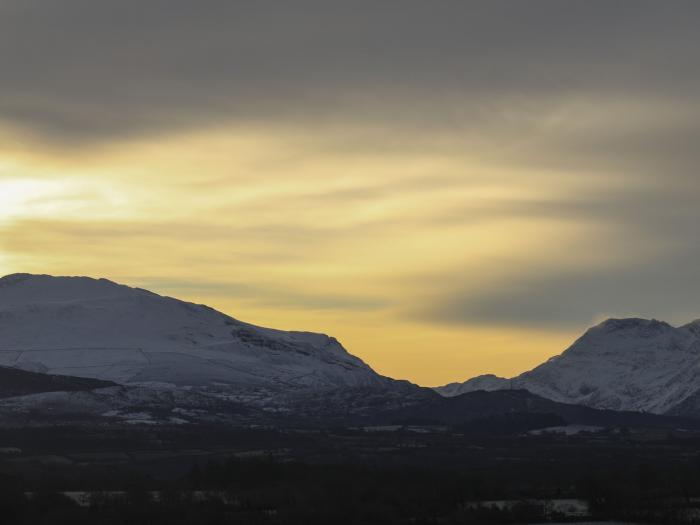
434,318,700,417
436,374,509,397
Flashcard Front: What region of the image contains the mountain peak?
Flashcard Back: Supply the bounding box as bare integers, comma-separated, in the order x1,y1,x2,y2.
0,273,45,286
0,273,120,288
0,273,146,309
593,317,672,334
681,319,700,334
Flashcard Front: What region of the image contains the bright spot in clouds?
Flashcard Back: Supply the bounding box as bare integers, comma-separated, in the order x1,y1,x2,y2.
0,178,67,222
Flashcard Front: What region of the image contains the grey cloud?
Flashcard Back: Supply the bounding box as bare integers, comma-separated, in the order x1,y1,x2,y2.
1,1,699,142
416,249,700,329
499,106,700,185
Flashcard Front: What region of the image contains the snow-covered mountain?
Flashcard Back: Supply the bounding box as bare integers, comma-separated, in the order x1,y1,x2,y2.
434,318,700,415
0,273,391,391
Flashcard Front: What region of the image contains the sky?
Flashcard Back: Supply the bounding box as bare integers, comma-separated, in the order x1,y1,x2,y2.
1,1,700,386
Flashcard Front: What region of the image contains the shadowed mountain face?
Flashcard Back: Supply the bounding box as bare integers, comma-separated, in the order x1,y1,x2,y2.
435,318,700,417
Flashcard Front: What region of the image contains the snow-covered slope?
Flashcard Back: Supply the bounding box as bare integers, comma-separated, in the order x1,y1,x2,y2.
434,318,700,415
0,273,390,391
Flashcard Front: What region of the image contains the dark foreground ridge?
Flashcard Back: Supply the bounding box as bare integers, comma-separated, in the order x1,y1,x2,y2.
382,388,700,432
0,366,116,398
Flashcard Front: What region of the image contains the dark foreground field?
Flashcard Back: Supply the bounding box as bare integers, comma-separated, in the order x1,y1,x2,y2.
2,423,700,524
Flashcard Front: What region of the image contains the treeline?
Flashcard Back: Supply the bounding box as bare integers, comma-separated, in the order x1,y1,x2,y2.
0,463,553,525
4,456,700,523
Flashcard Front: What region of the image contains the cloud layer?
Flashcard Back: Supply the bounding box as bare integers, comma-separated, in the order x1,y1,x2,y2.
2,1,699,141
